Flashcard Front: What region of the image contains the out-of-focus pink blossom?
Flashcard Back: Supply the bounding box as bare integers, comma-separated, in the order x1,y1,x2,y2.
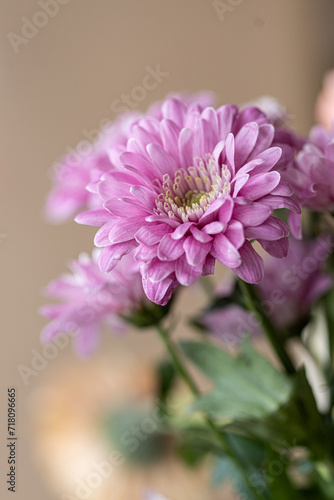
200,236,332,341
283,125,334,214
40,250,145,357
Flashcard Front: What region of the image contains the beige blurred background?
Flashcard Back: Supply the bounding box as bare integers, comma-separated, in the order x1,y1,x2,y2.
1,0,334,498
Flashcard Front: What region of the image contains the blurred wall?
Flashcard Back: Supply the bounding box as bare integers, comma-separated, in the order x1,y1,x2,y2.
0,1,333,498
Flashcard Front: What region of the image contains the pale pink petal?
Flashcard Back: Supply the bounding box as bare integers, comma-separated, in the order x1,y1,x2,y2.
212,234,241,267
184,236,212,267
175,254,203,286
238,171,281,200
158,234,185,261
135,224,173,246
75,208,110,226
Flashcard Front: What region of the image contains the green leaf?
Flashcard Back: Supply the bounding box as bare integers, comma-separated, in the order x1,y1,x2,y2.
181,340,293,420
225,368,331,460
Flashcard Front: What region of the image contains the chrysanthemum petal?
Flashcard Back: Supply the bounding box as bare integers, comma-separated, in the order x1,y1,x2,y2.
175,254,203,286
190,225,213,243
142,276,176,306
158,234,185,261
178,128,194,166
248,124,275,160
130,185,157,207
202,255,216,275
199,198,227,226
161,119,180,160
238,171,281,200
233,202,272,227
218,196,234,224
244,216,289,241
147,143,178,177
184,236,212,267
233,241,264,283
121,151,160,181
253,147,282,173
161,98,187,126
224,220,245,249
146,258,174,283
202,221,225,234
75,208,110,226
171,222,194,239
98,242,137,272
217,104,238,139
135,224,173,246
234,122,259,167
108,220,144,244
94,221,116,247
259,237,289,258
212,234,241,267
104,198,148,218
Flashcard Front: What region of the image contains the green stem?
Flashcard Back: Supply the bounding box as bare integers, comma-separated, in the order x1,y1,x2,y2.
238,280,296,375
156,325,264,500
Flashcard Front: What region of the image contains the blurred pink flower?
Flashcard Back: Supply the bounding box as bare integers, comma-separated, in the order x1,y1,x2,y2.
76,97,301,305
200,236,332,340
282,125,334,214
315,70,334,129
242,95,288,128
40,250,145,357
45,113,139,222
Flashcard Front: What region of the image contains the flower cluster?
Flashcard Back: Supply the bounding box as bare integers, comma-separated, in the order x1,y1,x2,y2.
40,250,145,357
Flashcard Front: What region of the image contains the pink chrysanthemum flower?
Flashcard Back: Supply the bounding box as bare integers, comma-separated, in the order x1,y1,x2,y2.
284,125,334,213
40,250,145,357
76,97,301,305
200,236,332,341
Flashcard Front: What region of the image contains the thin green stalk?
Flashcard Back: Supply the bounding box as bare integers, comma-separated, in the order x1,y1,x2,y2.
156,325,264,500
156,325,224,445
238,280,296,375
